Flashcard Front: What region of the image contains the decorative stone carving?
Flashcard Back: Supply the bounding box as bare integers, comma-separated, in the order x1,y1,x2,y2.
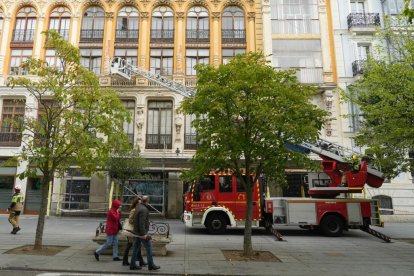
105,12,114,19
212,12,220,20
176,12,184,20
225,0,241,7
141,12,149,19
154,0,170,7
248,12,255,21
175,0,185,6
136,107,145,141
211,0,221,7
175,116,182,135
323,90,334,137
106,0,116,7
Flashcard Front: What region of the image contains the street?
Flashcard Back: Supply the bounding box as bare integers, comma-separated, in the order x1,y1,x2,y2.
1,215,414,275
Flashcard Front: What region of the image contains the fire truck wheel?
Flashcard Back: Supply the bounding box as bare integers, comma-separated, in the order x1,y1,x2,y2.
206,213,227,235
321,215,344,237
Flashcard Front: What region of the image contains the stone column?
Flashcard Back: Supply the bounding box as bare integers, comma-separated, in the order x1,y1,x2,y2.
70,15,80,46
318,0,334,83
167,172,183,218
102,12,114,75
33,16,45,59
0,16,11,74
247,12,256,52
175,12,185,74
212,12,220,68
139,12,149,68
261,0,272,62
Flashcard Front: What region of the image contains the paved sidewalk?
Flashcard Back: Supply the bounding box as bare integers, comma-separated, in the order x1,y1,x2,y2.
1,215,414,275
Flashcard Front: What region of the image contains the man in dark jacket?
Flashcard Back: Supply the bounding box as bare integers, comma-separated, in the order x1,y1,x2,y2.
130,196,160,271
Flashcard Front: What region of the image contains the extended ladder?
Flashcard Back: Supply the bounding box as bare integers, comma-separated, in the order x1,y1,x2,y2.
110,57,195,98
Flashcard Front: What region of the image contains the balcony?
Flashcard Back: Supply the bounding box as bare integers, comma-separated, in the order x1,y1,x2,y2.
12,29,35,43
222,29,246,44
352,60,366,76
347,13,380,33
184,134,198,150
55,29,70,41
186,29,209,43
150,30,174,43
146,134,172,149
79,29,104,43
0,132,22,147
115,29,139,43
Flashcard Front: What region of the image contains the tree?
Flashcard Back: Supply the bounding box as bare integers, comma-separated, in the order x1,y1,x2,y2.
6,30,131,249
107,146,148,201
180,52,328,257
345,16,414,178
403,0,414,22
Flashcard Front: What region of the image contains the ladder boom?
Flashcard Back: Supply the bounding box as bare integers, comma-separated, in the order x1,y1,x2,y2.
110,57,195,98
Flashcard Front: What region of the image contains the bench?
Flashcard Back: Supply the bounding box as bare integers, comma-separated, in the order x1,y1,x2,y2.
92,221,172,256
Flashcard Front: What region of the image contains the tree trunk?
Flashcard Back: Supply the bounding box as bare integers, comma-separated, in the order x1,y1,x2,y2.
34,173,51,250
243,164,253,257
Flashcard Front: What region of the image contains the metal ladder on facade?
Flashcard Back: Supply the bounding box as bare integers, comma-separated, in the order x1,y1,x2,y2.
110,57,195,98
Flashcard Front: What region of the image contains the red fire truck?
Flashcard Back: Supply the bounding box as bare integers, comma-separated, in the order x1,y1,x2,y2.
183,139,391,242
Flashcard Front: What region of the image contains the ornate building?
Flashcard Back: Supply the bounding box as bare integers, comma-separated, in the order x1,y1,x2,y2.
0,0,341,218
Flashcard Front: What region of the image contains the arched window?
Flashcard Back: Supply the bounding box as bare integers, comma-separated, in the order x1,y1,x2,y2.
13,6,37,42
186,6,209,42
116,6,139,43
373,195,393,215
222,6,245,43
151,6,174,42
80,6,104,42
49,6,71,40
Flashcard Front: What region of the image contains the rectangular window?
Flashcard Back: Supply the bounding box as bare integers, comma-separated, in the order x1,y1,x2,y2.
0,176,15,209
184,114,197,149
219,176,233,192
64,179,90,210
270,0,319,34
186,49,209,75
146,101,172,149
10,49,32,75
351,1,366,13
387,0,405,15
222,48,246,64
0,99,25,146
150,48,173,76
122,100,135,145
45,49,64,70
80,48,102,75
272,39,323,83
115,48,138,66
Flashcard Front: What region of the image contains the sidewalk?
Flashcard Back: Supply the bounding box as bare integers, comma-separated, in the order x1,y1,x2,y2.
1,215,414,275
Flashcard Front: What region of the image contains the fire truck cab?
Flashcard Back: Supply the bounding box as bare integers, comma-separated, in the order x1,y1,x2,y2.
183,171,265,234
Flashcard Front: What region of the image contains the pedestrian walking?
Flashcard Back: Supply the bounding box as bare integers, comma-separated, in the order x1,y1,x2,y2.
122,196,146,267
130,195,160,271
7,185,24,234
94,199,122,261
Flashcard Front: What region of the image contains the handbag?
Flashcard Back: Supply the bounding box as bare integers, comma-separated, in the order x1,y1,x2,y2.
121,219,137,237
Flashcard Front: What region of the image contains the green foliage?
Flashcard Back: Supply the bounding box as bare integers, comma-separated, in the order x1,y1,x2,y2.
345,17,414,178
7,30,131,178
180,52,328,186
403,0,414,23
107,146,149,184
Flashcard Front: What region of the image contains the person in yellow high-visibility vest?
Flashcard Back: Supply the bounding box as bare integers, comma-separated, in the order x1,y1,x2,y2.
7,185,25,234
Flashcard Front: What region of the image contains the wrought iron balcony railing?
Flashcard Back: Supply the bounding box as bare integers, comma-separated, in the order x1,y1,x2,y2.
145,134,172,149
12,29,35,42
115,29,139,43
0,132,22,146
79,29,104,43
53,29,70,40
150,29,174,43
347,13,380,29
184,134,198,150
222,29,246,43
186,29,210,43
352,60,366,76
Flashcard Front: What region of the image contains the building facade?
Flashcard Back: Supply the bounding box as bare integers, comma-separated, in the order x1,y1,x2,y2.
0,0,411,219
331,0,414,219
